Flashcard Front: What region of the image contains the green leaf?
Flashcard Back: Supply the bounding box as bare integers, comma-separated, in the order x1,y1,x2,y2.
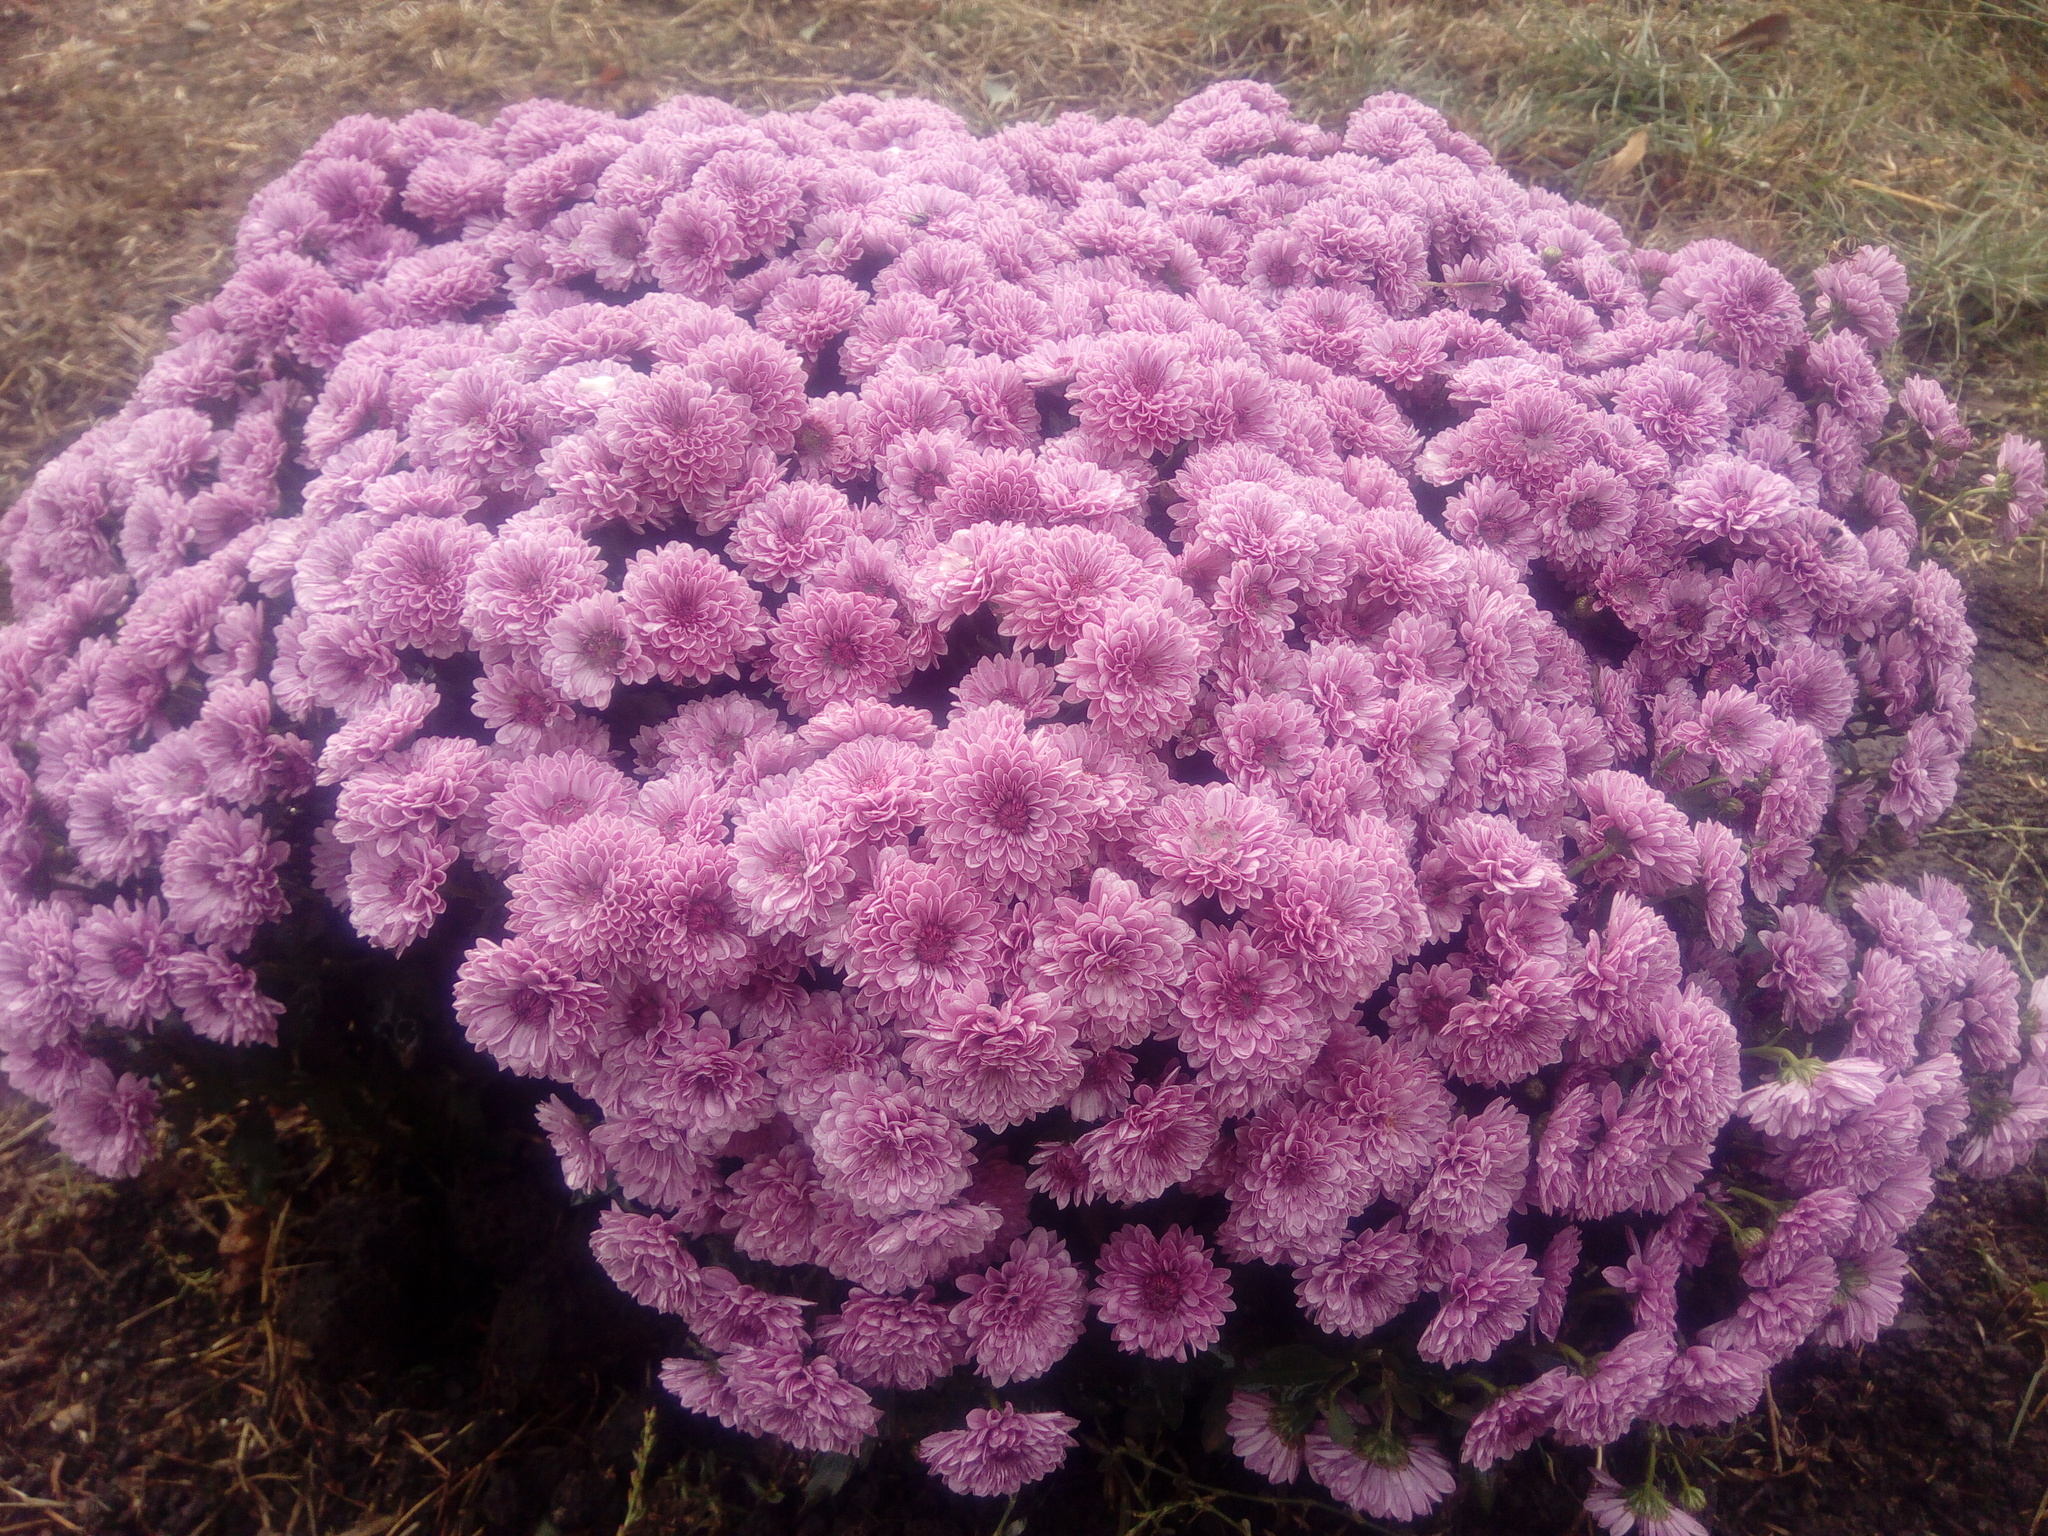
1324,1399,1358,1449
982,77,1018,110
1235,1344,1347,1392
1124,1363,1189,1441
226,1108,281,1203
804,1452,854,1504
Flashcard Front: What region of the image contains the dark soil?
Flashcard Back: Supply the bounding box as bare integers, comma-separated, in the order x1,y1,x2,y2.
8,1083,2048,1536
1715,1169,2048,1536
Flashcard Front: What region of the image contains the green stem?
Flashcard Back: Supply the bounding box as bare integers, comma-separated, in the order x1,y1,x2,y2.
1103,1443,1387,1532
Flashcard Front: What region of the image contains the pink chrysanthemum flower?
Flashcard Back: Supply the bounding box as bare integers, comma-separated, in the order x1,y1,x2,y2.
484,749,638,867
1572,892,1684,1067
1026,1139,1097,1208
950,1227,1089,1386
1407,1097,1530,1238
1533,1225,1583,1341
1320,1033,1454,1198
1296,1222,1424,1338
804,734,930,846
640,841,752,989
469,661,572,753
729,796,855,940
543,591,654,709
596,369,751,509
659,1356,745,1431
642,1020,774,1145
811,1071,975,1219
1090,1223,1234,1360
1030,869,1191,1046
1818,1243,1909,1347
1072,334,1198,458
463,522,606,651
1665,687,1780,781
319,679,439,786
1057,599,1205,746
810,1195,1005,1295
1548,1327,1679,1449
684,1269,813,1354
453,936,607,1078
74,897,183,1030
730,481,858,590
724,1345,880,1456
1226,1390,1310,1484
1176,922,1320,1085
924,707,1099,896
722,1143,823,1266
589,1208,699,1314
1673,455,1799,544
1418,1242,1543,1365
1304,1424,1456,1523
346,830,458,953
1759,903,1853,1028
760,995,893,1124
507,814,661,971
918,1404,1081,1499
996,526,1147,650
764,588,914,716
620,541,766,685
1694,819,1748,950
903,985,1082,1132
832,849,1001,1005
1438,956,1573,1086
354,515,489,657
1737,1051,1886,1139
1583,1468,1710,1536
1075,1078,1220,1203
954,654,1062,721
536,1095,608,1194
1223,1099,1363,1263
1359,682,1458,810
48,1062,158,1180
1137,784,1290,911
1067,1046,1138,1124
1648,1343,1769,1430
1461,1370,1571,1471
1988,432,2047,542
816,1287,964,1391
160,808,289,950
1249,829,1422,1005
1573,770,1701,897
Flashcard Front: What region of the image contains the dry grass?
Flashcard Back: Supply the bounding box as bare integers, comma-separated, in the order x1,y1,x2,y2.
0,1092,567,1536
4,0,2048,503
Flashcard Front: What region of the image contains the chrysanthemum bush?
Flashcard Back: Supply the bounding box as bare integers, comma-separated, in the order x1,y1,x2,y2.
4,77,2047,1526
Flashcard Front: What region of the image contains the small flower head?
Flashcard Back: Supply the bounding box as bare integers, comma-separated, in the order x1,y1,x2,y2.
1090,1223,1234,1360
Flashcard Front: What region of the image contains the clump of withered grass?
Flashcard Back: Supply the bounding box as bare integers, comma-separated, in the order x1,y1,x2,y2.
5,0,2047,505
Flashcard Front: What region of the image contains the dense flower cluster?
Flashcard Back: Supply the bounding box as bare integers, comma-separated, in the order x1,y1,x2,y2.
4,79,2046,1522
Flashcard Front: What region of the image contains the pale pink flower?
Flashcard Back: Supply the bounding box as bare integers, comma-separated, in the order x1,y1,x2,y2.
950,1228,1089,1386
812,1071,974,1219
1226,1390,1308,1484
918,1404,1080,1498
1089,1223,1234,1360
1305,1425,1455,1523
